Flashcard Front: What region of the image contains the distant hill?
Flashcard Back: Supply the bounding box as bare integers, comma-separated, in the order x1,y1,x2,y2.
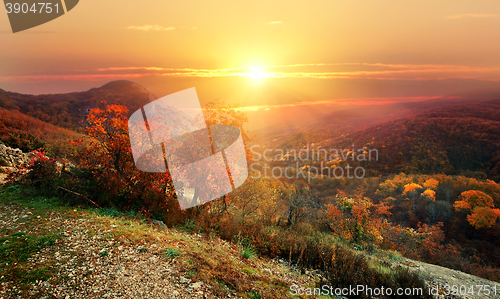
326,99,500,181
0,80,156,157
255,96,485,151
0,80,156,131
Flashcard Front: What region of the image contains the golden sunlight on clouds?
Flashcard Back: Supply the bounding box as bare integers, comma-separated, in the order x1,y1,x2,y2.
4,63,500,82
231,95,460,112
266,21,282,25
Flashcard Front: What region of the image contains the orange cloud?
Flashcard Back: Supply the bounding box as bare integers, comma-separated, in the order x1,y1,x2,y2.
96,63,500,81
234,96,460,112
3,63,500,82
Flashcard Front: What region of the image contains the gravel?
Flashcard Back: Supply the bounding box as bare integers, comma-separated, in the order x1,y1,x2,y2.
0,204,226,298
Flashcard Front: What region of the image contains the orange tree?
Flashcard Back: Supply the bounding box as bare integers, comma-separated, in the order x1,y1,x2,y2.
71,100,254,222
71,104,180,222
453,190,500,228
322,191,393,245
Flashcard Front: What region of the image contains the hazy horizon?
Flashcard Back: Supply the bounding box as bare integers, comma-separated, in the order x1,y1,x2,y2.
2,0,500,112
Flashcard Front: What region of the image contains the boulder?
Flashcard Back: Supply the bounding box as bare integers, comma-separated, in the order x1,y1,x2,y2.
0,143,31,168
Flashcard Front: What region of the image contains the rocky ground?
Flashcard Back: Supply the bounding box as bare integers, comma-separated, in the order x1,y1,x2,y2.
0,195,317,299
0,143,29,186
0,209,210,298
0,144,30,169
397,258,500,299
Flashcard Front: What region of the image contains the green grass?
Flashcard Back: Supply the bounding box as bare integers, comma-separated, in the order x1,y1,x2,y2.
247,291,263,299
0,231,59,263
96,207,124,217
241,246,257,260
163,247,181,259
0,231,59,283
242,267,256,275
179,219,198,233
0,184,63,214
24,265,53,282
186,269,196,279
0,185,63,286
234,235,257,260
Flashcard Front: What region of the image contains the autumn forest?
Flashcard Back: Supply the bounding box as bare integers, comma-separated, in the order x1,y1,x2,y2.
1,80,500,298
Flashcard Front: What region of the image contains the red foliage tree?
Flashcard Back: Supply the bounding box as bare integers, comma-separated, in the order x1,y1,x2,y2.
73,104,180,221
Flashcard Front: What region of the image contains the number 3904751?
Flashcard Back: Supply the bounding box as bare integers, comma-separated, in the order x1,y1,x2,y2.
5,3,59,14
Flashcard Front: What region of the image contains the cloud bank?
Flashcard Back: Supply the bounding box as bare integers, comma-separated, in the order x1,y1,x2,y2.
3,63,500,82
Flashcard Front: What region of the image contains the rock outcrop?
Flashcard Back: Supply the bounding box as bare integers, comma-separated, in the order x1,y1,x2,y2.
0,143,31,168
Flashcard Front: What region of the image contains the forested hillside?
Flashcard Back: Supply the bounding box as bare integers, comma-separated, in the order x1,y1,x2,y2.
2,81,500,297
0,80,155,131
0,108,83,157
264,99,500,182
328,99,500,181
255,97,483,152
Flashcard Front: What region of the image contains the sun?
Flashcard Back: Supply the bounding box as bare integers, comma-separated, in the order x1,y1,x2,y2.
247,67,268,80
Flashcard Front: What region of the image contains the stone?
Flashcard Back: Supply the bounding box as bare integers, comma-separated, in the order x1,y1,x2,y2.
152,219,166,227
0,144,38,168
189,281,204,289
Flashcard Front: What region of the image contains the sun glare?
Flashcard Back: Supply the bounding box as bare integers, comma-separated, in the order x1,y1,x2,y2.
247,67,268,80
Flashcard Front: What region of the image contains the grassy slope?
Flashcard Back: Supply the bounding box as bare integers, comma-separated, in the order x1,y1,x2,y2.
0,108,84,157
0,185,320,299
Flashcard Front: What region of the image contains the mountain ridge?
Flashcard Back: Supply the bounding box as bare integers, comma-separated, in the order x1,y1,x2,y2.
325,99,500,180
0,80,157,130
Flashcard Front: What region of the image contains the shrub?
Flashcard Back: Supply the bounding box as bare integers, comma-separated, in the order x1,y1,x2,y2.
454,190,500,228
324,246,429,298
7,148,59,194
2,131,48,154
195,204,429,298
25,151,58,188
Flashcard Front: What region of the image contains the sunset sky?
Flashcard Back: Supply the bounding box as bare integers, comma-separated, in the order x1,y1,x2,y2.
1,0,500,112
